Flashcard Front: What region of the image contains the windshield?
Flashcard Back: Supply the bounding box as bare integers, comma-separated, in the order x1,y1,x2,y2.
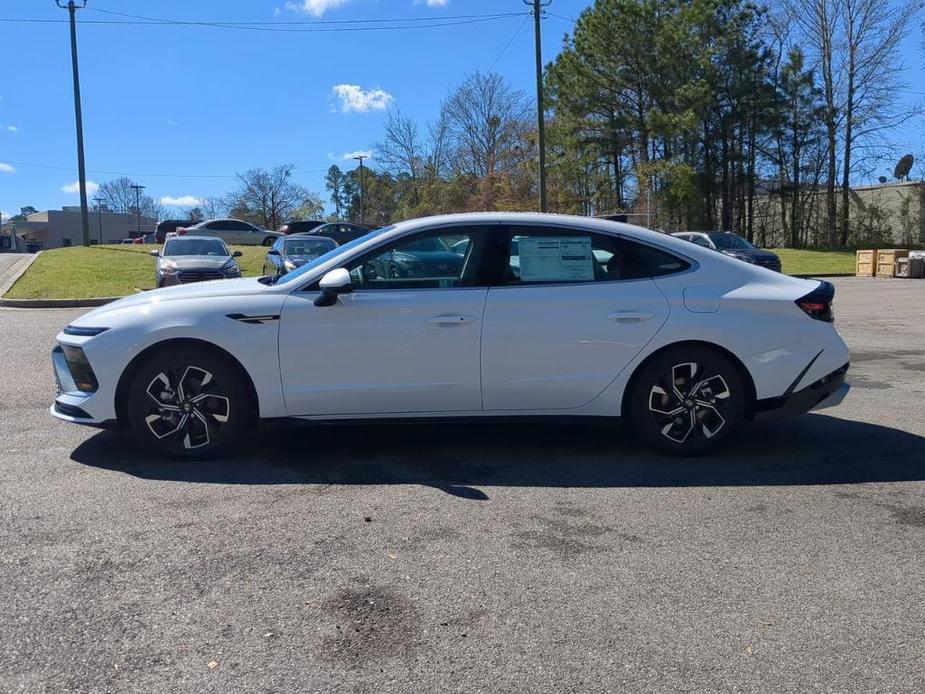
708,234,754,250
163,238,229,256
283,238,336,256
273,224,396,285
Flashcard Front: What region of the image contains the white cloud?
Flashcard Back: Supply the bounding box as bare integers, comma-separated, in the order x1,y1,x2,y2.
425,0,449,6
331,84,393,113
285,0,349,17
166,118,177,127
61,180,100,194
6,125,18,133
0,162,15,173
342,150,372,161
160,195,204,207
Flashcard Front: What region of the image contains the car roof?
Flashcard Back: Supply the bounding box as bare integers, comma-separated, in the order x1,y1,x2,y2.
165,235,227,244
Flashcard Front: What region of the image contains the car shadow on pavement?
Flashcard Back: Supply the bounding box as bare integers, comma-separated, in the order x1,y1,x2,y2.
69,413,925,497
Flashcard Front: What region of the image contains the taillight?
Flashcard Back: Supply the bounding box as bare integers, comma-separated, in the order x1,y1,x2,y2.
796,281,835,322
177,227,187,236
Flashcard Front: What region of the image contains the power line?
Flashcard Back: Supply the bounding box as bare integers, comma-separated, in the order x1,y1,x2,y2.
88,7,528,26
3,159,331,179
488,13,530,72
0,13,528,33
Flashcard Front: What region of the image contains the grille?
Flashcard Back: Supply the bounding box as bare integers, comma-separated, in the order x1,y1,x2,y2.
177,271,224,283
754,258,781,270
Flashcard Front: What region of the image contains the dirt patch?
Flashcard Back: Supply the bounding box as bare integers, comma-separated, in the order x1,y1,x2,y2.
513,516,615,560
321,584,421,665
891,506,925,528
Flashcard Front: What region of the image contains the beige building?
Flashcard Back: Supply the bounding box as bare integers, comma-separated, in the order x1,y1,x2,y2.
752,180,925,248
1,207,158,249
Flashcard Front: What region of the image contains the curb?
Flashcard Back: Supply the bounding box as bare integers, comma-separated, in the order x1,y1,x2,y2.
0,296,122,309
0,252,40,296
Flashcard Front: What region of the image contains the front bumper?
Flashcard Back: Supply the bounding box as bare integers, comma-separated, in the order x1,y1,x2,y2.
50,345,113,427
754,363,850,420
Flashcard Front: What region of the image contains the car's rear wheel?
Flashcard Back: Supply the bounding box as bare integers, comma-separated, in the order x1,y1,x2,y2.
262,236,275,246
126,346,253,459
627,346,745,455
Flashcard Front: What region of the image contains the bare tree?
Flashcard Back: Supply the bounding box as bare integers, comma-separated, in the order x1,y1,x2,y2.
425,110,452,179
227,164,321,229
441,71,531,178
97,176,160,218
201,196,226,220
374,109,422,180
836,0,922,245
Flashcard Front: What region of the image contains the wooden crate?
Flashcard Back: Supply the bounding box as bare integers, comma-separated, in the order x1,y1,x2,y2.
895,257,925,279
876,249,909,278
856,249,877,277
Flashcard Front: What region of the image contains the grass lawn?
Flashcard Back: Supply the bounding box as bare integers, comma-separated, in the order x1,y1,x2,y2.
4,244,268,300
770,249,855,276
4,243,857,300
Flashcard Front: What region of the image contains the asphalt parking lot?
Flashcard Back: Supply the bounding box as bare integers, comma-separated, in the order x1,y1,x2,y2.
1,277,923,693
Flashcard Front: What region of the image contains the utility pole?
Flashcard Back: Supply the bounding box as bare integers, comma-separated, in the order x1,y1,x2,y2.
353,154,366,225
130,184,146,238
524,0,550,212
92,196,103,244
56,0,91,247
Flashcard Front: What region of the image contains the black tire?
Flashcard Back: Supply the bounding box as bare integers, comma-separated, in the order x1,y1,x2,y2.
262,236,275,246
626,345,745,455
126,345,254,459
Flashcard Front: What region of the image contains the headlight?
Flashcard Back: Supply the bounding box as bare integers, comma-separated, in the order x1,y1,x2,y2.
63,325,109,337
60,344,98,393
160,260,179,273
283,259,297,271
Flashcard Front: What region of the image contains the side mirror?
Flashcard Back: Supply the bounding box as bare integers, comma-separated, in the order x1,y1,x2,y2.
232,250,243,257
149,249,160,257
314,268,354,307
267,248,280,256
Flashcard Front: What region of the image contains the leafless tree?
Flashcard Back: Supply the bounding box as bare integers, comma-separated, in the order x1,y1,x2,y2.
96,176,160,219
227,164,321,229
441,71,532,178
201,196,226,220
835,0,922,245
374,109,422,180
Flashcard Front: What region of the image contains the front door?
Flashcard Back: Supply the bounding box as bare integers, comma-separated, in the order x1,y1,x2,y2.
278,225,494,416
480,225,678,411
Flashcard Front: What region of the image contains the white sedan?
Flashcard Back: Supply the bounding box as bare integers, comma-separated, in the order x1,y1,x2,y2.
51,213,850,457
172,218,282,246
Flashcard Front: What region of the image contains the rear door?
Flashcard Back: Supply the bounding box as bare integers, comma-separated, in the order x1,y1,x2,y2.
480,225,681,411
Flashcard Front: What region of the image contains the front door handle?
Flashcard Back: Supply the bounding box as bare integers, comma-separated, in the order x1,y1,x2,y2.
428,314,475,326
607,311,655,323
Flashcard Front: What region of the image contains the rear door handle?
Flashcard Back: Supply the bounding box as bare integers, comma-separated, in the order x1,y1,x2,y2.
607,311,655,323
428,314,475,326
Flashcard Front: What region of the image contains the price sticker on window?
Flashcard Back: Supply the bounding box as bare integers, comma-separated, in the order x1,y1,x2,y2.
518,237,595,282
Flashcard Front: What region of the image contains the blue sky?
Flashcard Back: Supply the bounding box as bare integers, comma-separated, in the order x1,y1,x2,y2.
0,0,922,220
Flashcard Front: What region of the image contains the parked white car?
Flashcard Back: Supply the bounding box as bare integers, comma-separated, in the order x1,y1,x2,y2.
170,218,282,246
51,212,849,458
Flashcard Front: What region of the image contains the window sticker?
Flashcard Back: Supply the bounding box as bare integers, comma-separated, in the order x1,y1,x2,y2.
517,236,595,282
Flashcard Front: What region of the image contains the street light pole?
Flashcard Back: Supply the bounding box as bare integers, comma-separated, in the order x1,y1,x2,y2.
524,0,550,212
130,184,146,238
93,196,103,244
353,154,366,226
56,0,91,247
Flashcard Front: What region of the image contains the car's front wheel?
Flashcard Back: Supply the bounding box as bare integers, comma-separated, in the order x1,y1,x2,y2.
126,346,253,459
627,346,745,455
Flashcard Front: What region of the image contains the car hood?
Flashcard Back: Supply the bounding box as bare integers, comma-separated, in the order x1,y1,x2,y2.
160,256,234,270
73,277,267,325
721,249,779,261
285,254,323,266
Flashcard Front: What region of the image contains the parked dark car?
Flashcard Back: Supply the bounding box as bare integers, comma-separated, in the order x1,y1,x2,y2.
364,234,463,280
278,220,325,235
295,222,371,244
150,236,242,287
154,219,199,244
263,236,338,278
672,231,782,272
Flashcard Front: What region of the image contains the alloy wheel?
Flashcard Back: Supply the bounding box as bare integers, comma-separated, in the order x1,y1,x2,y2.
143,366,230,450
648,362,731,444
